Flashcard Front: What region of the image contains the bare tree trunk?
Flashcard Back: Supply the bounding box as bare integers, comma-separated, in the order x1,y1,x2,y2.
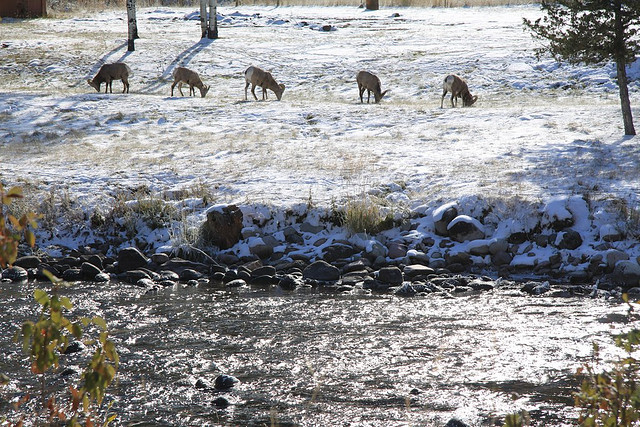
614,0,636,135
208,0,218,39
617,59,636,136
200,0,207,38
126,0,138,52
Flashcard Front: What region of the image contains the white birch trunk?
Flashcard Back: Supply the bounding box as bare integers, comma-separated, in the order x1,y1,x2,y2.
200,0,207,39
207,0,218,39
126,0,138,51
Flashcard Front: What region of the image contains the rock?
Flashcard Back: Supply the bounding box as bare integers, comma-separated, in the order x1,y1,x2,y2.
489,239,509,255
322,243,357,263
445,419,470,427
95,272,110,283
117,247,148,273
612,260,640,287
201,205,243,249
179,269,201,281
136,278,155,288
394,282,416,296
521,281,551,295
248,237,274,259
13,256,40,269
213,396,231,408
433,202,458,236
406,249,429,265
300,222,325,234
63,341,85,354
491,250,512,267
226,279,247,288
83,254,104,269
251,265,276,278
1,266,28,282
278,275,303,290
467,239,490,256
403,264,435,279
606,249,629,271
377,266,403,284
151,253,170,264
554,229,583,250
542,198,574,231
214,374,239,390
447,215,485,242
62,268,82,282
159,258,209,275
601,224,624,242
80,262,102,281
387,241,408,259
303,260,340,282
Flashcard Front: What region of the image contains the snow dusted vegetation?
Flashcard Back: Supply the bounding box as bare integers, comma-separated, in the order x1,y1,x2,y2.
1,4,640,270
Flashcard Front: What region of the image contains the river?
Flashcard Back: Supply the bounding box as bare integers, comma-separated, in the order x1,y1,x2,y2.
0,280,635,426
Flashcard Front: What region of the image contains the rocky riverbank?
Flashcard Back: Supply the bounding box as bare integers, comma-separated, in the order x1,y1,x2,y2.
3,194,640,298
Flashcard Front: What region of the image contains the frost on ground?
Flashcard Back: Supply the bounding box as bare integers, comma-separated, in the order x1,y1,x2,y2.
0,5,639,258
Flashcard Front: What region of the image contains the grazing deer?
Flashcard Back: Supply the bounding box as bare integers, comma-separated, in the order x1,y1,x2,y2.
87,63,131,94
171,67,210,98
356,70,388,104
440,74,477,108
244,66,285,101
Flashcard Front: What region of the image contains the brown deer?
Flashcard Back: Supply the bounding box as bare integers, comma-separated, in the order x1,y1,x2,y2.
440,74,477,108
244,66,285,101
87,63,131,93
171,67,210,98
356,71,388,104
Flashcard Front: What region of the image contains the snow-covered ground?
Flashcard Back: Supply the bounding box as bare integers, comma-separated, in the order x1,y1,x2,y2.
1,5,639,259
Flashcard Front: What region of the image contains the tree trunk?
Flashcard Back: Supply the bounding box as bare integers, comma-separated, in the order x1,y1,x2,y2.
200,0,207,38
126,0,137,52
613,0,636,135
208,0,218,39
617,59,636,136
365,0,379,10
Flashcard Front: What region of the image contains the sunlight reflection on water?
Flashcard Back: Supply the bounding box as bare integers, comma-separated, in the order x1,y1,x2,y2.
0,281,635,426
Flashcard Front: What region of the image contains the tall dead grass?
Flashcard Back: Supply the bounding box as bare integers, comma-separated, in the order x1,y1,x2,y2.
47,0,535,13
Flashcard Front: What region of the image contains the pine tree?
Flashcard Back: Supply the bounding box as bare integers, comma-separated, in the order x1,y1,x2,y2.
524,0,640,136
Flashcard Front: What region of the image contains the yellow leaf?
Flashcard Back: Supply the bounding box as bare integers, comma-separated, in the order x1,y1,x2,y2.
93,317,107,331
25,230,35,247
34,289,49,306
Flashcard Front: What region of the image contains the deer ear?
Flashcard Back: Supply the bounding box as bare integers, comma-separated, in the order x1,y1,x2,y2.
473,95,478,102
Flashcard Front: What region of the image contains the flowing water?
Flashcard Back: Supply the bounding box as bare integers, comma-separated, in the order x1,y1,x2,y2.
0,280,636,426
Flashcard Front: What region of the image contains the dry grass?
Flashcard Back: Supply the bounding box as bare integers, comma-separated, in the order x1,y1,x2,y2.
45,0,535,14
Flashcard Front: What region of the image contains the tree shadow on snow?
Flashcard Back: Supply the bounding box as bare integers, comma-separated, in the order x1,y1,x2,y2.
144,38,216,95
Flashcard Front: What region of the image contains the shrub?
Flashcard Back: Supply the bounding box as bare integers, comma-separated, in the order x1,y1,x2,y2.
574,296,640,426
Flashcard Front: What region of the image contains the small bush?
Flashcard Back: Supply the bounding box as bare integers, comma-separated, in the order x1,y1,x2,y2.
574,296,640,426
343,197,393,235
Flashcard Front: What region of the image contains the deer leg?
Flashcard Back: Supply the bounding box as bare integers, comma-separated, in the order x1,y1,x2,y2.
122,78,128,93
358,85,365,103
251,84,258,101
367,89,371,103
244,81,249,101
171,81,177,96
450,94,455,108
177,82,185,97
441,90,447,108
189,85,195,97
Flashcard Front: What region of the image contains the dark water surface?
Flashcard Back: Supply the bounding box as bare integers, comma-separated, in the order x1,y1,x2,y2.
0,280,635,426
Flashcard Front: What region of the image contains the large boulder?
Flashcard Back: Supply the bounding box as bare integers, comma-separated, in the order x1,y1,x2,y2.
377,266,403,284
433,202,458,236
117,247,148,273
612,260,640,287
447,215,485,243
303,260,340,282
201,204,243,249
554,229,583,250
